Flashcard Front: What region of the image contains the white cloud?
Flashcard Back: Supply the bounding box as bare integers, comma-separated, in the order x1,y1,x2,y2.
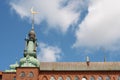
10,0,85,33
74,0,120,51
37,42,61,62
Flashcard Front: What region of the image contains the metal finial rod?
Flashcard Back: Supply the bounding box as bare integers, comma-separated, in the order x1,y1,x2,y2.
32,13,34,29
31,7,39,29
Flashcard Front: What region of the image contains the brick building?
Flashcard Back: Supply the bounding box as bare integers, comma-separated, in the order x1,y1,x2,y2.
0,18,120,80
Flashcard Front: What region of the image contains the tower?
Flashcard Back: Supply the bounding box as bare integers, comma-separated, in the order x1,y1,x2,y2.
19,7,40,67
16,8,40,80
19,27,40,67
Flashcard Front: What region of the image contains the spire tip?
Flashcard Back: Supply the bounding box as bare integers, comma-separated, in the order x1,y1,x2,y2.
32,26,34,30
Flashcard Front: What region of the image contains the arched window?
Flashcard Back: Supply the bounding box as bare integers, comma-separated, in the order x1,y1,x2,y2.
66,76,71,80
74,76,79,80
106,76,110,80
20,72,25,77
28,72,34,77
90,76,95,80
42,76,48,80
58,76,63,80
82,77,87,80
50,76,55,80
98,76,103,80
118,76,120,80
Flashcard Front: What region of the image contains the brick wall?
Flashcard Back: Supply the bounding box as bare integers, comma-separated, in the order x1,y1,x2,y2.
39,71,120,80
2,72,16,80
16,67,39,80
1,68,120,80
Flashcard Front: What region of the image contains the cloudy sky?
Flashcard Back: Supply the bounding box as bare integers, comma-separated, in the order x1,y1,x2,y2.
1,0,120,71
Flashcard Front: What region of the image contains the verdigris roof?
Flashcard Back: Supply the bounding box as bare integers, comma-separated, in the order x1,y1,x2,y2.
40,62,120,71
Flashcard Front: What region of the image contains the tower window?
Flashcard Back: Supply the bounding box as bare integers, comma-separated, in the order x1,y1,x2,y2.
58,76,63,80
106,76,110,80
50,76,55,80
28,72,34,77
90,76,95,80
20,72,25,77
82,77,87,80
66,76,71,80
98,76,103,80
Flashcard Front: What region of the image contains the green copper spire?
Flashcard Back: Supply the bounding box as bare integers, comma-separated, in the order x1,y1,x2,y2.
19,27,40,67
5,8,40,72
20,8,40,67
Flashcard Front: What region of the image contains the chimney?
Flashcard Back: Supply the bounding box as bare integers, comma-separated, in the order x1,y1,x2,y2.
86,56,90,66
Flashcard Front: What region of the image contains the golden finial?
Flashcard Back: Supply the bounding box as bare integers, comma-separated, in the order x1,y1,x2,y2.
30,7,39,29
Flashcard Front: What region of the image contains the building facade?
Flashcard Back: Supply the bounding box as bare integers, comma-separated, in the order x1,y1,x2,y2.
0,27,120,80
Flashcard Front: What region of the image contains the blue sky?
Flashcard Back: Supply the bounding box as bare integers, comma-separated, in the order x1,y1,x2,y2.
1,0,120,71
